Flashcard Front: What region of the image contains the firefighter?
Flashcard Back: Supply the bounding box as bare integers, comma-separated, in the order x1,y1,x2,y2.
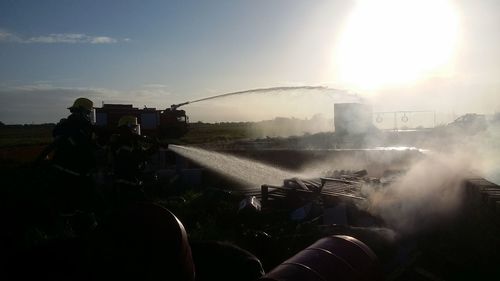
34,97,100,235
51,97,96,175
109,115,159,203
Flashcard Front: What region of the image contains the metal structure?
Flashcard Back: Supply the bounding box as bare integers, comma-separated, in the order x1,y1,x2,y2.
95,103,189,138
373,110,436,131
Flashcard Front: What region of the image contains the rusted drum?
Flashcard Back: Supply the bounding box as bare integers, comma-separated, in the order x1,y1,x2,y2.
260,235,380,281
92,202,195,281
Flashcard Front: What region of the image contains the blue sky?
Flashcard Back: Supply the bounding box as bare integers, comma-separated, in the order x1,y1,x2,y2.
1,0,499,124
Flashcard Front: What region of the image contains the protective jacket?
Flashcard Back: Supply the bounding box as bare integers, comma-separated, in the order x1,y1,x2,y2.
51,113,96,176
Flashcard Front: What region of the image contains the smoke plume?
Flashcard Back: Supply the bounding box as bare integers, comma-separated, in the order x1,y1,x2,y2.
363,117,500,234
364,153,469,234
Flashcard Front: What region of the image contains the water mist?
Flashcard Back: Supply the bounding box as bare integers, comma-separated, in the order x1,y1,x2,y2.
363,151,471,234
169,145,300,189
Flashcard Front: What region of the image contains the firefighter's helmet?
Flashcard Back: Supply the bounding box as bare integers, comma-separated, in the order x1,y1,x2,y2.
118,115,141,135
69,97,93,112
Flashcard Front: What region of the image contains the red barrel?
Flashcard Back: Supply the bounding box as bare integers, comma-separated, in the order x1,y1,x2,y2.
260,235,381,281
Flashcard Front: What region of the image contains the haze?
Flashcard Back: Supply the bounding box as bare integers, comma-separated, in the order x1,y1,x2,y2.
0,0,499,124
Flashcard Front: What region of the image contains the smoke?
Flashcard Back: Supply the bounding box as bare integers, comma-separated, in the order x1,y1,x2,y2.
247,114,333,138
299,148,424,179
465,120,500,184
363,153,469,234
282,113,500,235
362,117,500,234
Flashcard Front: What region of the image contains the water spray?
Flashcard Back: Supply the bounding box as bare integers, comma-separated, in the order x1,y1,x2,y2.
168,144,301,189
169,86,359,109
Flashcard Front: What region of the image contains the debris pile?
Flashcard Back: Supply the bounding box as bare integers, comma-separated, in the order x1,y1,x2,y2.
254,169,397,227
262,170,372,204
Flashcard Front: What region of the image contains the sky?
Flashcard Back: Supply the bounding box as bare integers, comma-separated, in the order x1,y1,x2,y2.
0,0,499,124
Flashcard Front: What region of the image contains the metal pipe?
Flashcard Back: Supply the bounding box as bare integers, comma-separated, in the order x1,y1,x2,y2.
260,235,381,281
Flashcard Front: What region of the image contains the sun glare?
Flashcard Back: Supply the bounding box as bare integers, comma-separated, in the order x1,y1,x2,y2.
334,0,459,90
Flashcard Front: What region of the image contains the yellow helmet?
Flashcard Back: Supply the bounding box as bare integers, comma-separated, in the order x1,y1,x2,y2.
118,115,141,135
69,97,93,112
118,115,138,127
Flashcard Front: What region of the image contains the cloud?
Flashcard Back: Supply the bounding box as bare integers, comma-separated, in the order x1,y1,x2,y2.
0,30,21,42
89,36,118,44
0,83,173,124
27,33,120,44
1,83,361,124
142,84,169,89
0,84,116,124
0,29,127,44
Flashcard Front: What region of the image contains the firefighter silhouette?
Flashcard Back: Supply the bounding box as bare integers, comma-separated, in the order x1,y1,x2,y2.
34,97,101,235
109,115,159,202
51,98,96,177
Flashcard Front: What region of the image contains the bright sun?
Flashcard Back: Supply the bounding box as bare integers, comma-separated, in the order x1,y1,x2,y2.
335,0,459,90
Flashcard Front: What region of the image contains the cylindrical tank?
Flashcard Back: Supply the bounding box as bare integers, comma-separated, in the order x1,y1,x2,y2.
92,203,195,281
260,235,380,281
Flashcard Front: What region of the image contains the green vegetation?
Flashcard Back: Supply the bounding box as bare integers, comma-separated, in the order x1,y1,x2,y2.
0,117,330,148
0,124,54,147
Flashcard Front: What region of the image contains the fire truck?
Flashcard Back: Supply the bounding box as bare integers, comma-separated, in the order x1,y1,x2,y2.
94,103,189,139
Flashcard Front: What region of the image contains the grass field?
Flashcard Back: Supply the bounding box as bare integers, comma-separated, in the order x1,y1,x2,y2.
0,119,330,166
0,124,54,147
0,118,320,148
0,122,259,167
